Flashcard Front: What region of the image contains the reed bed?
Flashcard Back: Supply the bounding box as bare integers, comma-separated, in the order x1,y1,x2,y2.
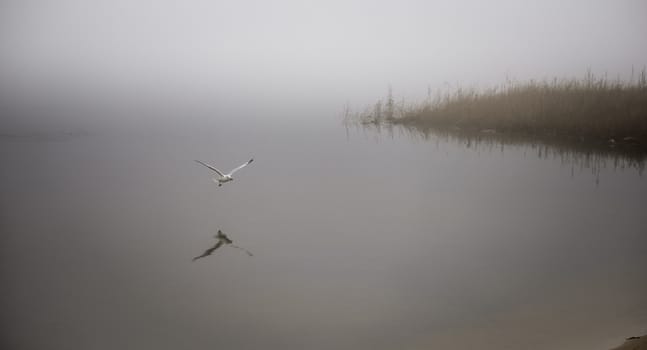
347,71,647,151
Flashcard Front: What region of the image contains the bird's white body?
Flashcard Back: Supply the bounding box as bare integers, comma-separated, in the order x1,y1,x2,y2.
195,158,253,187
213,175,233,185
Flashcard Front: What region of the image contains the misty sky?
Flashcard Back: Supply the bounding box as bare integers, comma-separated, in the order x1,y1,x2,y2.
1,0,646,107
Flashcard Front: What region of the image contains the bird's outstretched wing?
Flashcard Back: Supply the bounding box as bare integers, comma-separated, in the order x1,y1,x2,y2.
194,160,225,177
192,241,224,261
227,158,254,175
230,244,254,256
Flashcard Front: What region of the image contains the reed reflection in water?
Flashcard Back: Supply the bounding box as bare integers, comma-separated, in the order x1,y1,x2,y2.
350,121,645,185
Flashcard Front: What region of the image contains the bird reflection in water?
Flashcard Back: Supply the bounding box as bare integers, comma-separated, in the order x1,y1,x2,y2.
192,230,253,261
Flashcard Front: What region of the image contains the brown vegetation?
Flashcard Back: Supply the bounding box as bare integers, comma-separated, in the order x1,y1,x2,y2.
347,71,647,152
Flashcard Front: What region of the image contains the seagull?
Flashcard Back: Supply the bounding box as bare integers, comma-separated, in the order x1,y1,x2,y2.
194,158,254,186
192,230,253,261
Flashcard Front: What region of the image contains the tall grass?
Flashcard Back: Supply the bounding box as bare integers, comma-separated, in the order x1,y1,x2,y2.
347,70,647,149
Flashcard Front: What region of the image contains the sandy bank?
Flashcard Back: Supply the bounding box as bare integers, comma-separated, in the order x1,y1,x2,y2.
611,335,646,350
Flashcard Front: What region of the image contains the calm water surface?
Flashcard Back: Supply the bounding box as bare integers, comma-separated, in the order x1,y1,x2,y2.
2,116,646,350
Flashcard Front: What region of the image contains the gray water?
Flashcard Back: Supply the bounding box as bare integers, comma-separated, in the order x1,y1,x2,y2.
2,116,646,350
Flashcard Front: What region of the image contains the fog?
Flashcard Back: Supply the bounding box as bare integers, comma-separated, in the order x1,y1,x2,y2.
1,2,647,350
1,0,647,120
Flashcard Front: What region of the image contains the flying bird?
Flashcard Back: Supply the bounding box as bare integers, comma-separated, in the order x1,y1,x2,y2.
192,230,253,261
195,158,254,186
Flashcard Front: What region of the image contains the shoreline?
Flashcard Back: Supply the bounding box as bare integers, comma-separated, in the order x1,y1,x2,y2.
611,335,646,350
347,73,647,155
